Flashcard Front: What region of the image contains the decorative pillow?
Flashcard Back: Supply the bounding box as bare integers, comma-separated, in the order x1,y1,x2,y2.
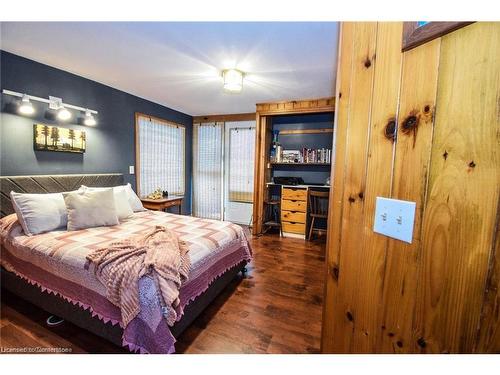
79,183,145,212
63,189,119,231
10,191,69,236
78,185,134,219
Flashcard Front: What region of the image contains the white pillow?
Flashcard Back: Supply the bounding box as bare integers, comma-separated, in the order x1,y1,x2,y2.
113,188,134,220
124,183,146,212
10,191,69,236
80,184,145,212
63,189,119,231
78,185,134,220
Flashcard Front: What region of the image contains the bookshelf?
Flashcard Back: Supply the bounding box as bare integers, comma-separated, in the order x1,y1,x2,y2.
270,162,331,166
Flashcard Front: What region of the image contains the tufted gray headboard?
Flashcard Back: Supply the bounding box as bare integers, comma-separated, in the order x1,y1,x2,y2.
0,173,124,217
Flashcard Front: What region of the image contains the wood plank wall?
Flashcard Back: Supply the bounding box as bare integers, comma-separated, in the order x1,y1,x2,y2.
322,22,500,353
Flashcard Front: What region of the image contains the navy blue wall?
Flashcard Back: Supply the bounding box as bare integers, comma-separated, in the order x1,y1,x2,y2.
0,51,193,214
272,113,334,184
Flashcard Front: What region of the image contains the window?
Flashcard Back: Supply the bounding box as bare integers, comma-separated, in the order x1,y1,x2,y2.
228,127,255,203
135,113,185,197
192,122,223,219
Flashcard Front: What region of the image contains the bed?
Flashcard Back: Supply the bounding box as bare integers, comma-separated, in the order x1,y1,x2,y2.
0,174,252,353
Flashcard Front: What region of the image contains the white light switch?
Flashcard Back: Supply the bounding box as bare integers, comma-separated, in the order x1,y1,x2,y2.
129,165,135,174
373,197,416,243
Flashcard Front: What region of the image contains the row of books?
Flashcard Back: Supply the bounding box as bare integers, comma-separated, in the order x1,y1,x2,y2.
278,148,332,164
301,148,332,164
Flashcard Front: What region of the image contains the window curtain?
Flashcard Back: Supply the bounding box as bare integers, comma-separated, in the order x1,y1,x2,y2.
192,122,223,219
228,127,255,203
137,114,185,197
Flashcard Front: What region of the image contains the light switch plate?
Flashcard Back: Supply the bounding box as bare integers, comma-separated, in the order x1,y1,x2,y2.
373,197,416,243
129,165,135,175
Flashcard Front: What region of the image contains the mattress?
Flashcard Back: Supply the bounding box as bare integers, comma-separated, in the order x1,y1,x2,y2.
0,210,252,353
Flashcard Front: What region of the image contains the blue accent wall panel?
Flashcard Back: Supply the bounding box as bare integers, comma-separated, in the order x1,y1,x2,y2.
0,51,193,214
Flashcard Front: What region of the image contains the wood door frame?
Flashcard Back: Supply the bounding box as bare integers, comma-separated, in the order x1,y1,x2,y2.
252,97,335,235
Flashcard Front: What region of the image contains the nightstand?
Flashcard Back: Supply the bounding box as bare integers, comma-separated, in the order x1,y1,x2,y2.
140,196,183,214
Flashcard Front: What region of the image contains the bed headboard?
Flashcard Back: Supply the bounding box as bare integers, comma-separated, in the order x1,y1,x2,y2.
0,173,124,217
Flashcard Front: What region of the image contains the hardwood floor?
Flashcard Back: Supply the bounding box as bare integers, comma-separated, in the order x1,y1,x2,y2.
0,233,326,354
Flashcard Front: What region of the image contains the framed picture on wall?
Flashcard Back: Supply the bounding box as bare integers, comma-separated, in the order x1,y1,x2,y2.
33,124,86,153
402,22,474,51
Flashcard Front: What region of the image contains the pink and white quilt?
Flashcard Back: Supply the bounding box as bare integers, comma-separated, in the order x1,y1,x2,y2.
0,210,252,353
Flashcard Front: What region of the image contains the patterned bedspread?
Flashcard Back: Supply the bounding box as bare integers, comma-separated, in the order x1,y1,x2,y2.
0,210,252,353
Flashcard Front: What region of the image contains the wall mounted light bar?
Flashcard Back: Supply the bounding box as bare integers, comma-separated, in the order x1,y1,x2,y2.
2,89,98,125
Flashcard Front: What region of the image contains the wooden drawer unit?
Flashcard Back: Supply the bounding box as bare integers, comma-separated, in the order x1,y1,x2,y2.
280,187,308,237
282,221,306,235
281,199,307,212
282,187,307,201
281,210,306,223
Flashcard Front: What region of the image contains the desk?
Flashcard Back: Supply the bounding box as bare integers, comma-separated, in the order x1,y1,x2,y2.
266,183,329,239
266,183,330,189
141,196,183,214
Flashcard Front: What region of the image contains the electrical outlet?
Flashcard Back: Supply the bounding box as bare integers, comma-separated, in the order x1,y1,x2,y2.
129,166,135,175
373,197,416,243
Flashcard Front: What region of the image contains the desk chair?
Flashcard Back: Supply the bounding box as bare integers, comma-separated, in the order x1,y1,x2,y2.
308,190,329,240
263,185,283,237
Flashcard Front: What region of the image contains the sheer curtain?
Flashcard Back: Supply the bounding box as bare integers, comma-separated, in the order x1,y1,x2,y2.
228,127,255,202
192,122,223,219
137,114,185,197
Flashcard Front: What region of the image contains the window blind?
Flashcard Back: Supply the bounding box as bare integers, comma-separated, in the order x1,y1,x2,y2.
192,122,223,219
137,114,185,197
228,127,255,203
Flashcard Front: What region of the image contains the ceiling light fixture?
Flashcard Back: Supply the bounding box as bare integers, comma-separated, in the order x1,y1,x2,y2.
83,109,97,126
18,94,35,115
222,69,244,93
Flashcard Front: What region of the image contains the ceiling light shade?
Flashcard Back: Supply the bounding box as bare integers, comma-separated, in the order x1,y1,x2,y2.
222,69,244,92
83,109,97,126
19,94,35,115
57,106,71,121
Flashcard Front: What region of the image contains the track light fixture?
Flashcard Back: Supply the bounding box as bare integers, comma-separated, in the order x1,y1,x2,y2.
18,94,35,115
2,89,98,126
